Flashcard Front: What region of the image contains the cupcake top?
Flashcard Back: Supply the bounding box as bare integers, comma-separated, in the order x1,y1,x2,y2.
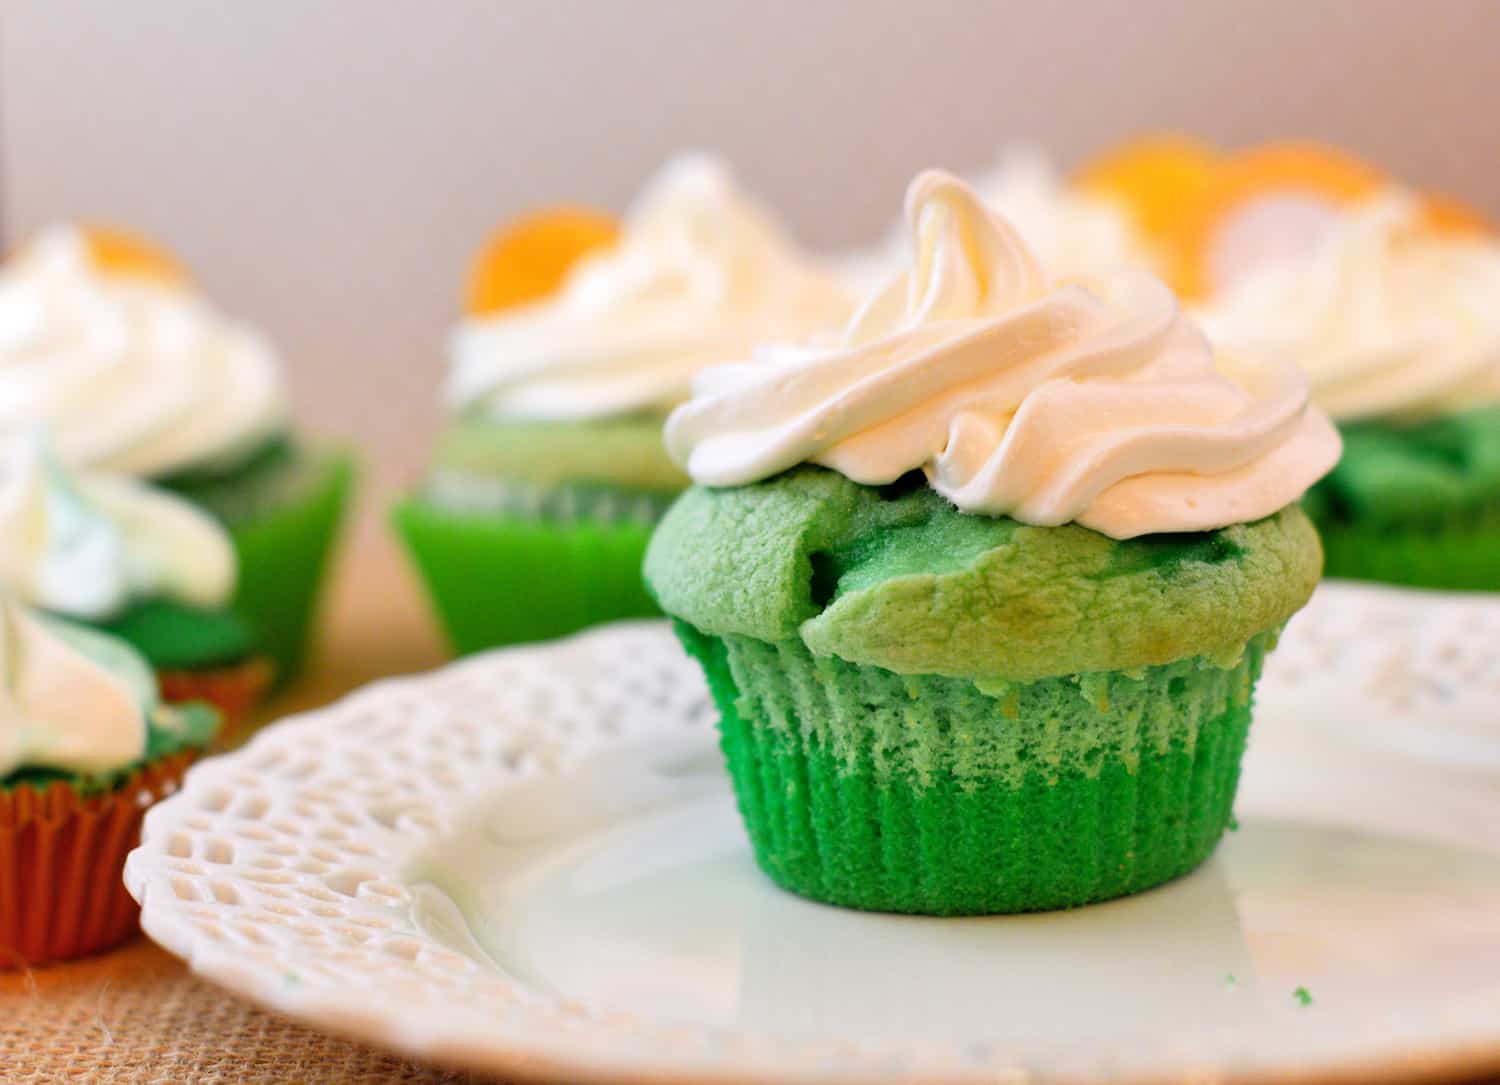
0,227,287,478
0,430,236,622
835,146,1156,297
1197,191,1500,422
445,154,853,422
667,170,1339,539
0,597,213,779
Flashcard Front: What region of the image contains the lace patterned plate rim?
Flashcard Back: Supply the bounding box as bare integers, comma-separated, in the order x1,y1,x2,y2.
125,585,1500,1085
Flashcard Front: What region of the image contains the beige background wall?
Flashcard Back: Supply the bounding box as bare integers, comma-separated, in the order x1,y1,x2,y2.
3,0,1499,503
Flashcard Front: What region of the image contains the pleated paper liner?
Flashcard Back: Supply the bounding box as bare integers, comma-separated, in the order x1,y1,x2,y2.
224,451,355,687
0,750,198,968
157,657,276,748
677,621,1270,916
393,498,661,655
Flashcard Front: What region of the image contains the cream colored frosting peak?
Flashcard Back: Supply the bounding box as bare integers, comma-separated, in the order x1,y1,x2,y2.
667,171,1340,538
0,430,236,620
834,145,1153,297
0,599,150,777
445,154,853,421
1197,191,1500,421
0,227,287,477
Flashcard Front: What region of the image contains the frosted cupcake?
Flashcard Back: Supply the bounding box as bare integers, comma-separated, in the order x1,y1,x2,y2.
1,597,218,965
647,172,1338,915
396,155,851,653
1190,147,1500,590
0,227,354,682
0,430,269,730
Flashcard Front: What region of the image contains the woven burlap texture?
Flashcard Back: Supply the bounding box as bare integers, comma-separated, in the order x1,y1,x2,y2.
2,938,502,1083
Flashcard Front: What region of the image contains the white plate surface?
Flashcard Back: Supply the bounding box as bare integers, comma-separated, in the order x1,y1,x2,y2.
126,582,1500,1085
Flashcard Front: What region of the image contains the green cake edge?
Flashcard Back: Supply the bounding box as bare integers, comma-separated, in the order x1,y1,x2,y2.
645,466,1322,682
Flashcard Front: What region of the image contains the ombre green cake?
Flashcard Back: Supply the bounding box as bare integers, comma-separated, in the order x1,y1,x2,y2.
1304,406,1500,591
394,413,687,654
646,467,1323,915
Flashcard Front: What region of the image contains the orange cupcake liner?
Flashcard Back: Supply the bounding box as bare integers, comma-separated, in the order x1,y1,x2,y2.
0,750,198,968
157,657,275,747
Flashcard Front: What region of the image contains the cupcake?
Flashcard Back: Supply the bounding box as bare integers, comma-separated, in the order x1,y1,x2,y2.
1187,146,1500,590
834,143,1169,297
646,172,1339,915
0,597,219,966
0,429,270,732
395,154,852,654
0,226,354,683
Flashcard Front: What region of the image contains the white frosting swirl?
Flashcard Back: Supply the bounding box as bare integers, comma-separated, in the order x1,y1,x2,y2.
0,599,150,777
835,146,1153,297
1197,191,1500,421
446,154,852,421
0,228,287,477
666,171,1340,539
0,431,236,620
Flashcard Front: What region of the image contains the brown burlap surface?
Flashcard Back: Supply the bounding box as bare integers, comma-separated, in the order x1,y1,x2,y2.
0,938,498,1083
1,534,495,1083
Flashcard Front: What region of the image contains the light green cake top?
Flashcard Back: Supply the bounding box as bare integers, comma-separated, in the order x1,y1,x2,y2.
430,412,689,493
645,467,1323,682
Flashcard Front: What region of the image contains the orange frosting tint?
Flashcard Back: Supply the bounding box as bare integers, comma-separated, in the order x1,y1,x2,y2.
1422,192,1496,239
1073,134,1222,240
1163,143,1387,298
80,224,190,286
465,207,620,316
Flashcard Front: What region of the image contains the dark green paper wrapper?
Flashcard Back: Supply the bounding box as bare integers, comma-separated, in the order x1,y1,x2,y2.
228,453,353,685
393,498,661,655
676,622,1270,916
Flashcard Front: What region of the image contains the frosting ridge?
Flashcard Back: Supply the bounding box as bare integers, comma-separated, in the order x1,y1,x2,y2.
667,171,1340,538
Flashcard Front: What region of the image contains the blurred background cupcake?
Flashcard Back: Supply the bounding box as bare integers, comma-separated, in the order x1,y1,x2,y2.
1184,145,1500,591
0,430,270,733
395,154,852,655
0,596,219,966
0,227,354,685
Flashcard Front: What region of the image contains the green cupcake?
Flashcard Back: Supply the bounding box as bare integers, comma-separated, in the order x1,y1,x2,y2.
646,171,1339,915
1195,187,1500,591
0,226,353,684
395,155,851,654
0,599,220,965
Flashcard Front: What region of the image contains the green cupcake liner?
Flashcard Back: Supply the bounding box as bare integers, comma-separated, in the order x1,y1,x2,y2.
393,497,662,655
1314,501,1500,592
676,622,1270,915
221,451,355,685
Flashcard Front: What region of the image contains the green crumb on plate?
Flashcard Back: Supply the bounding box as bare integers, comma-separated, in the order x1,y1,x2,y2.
1225,973,1236,986
1294,986,1313,1006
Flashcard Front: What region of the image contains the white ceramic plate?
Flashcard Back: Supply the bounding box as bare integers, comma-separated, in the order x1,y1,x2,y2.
126,582,1500,1085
